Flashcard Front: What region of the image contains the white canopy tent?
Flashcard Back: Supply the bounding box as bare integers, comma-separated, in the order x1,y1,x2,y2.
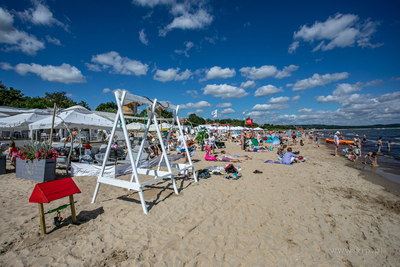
0,112,49,131
29,106,114,131
28,106,114,143
0,112,10,119
92,90,198,214
149,122,172,132
126,122,145,131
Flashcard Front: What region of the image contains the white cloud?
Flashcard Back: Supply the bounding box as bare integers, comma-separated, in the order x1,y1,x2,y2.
0,7,45,55
133,0,214,36
220,108,235,114
46,35,61,46
0,62,13,70
187,109,204,116
288,41,299,54
240,65,278,80
274,65,299,79
254,85,284,97
205,66,236,80
255,91,400,125
216,102,232,108
315,95,340,103
89,51,148,76
267,96,290,104
332,79,383,95
292,95,300,101
202,84,249,99
139,29,148,45
240,80,256,89
390,77,400,81
180,101,211,110
298,108,313,114
289,13,383,53
174,41,194,57
288,72,349,91
153,68,192,82
159,9,213,36
251,103,289,111
186,90,199,98
84,63,101,72
12,63,86,84
102,88,111,93
16,1,68,31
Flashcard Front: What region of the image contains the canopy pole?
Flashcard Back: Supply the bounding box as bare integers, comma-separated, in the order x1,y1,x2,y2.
49,103,56,145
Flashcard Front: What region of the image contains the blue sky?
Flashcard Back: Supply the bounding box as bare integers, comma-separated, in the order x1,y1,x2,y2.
1,0,399,125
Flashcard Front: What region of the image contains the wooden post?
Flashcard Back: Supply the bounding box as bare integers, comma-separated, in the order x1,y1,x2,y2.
69,195,77,224
38,203,46,235
49,103,57,145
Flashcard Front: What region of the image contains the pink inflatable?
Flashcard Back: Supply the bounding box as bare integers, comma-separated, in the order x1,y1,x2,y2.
205,146,217,161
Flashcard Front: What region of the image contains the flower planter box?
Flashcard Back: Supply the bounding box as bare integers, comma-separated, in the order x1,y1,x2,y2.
16,158,56,183
0,155,6,175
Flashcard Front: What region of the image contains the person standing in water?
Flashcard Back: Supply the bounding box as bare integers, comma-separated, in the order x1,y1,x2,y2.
334,131,340,157
388,141,391,153
376,137,382,153
362,134,367,143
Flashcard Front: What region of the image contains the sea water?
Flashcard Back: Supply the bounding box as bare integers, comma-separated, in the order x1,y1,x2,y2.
321,128,400,184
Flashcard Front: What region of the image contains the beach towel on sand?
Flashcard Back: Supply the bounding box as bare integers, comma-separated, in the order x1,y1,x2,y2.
264,160,293,165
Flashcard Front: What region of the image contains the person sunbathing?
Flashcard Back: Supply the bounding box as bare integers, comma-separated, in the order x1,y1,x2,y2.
218,150,252,162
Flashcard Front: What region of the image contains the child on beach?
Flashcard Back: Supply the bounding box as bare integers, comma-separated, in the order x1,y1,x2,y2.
364,152,378,165
6,140,18,167
376,137,382,153
315,135,319,148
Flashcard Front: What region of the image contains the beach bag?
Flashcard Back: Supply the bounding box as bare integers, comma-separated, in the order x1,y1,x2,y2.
197,169,211,179
225,164,237,174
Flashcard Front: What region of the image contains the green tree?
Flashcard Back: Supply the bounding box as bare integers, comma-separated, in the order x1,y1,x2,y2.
0,81,25,107
186,113,205,126
95,101,118,112
24,96,52,109
44,91,76,108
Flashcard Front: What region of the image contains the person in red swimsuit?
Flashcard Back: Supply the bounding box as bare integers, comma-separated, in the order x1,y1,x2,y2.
7,140,18,166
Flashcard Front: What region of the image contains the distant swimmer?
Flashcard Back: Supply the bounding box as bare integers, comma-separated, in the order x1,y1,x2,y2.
362,134,367,143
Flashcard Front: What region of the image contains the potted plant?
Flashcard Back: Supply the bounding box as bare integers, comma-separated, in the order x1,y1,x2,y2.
195,130,209,151
16,142,59,182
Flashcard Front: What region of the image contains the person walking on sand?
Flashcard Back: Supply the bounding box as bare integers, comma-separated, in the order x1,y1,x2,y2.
376,137,382,153
334,131,340,157
240,131,245,150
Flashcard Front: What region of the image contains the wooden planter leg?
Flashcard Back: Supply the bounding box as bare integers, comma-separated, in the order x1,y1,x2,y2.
69,195,77,224
38,203,46,235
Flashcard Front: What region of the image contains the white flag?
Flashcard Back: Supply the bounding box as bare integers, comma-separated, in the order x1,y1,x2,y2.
211,109,218,118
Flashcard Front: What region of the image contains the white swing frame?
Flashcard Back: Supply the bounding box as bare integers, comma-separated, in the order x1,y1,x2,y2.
91,90,198,214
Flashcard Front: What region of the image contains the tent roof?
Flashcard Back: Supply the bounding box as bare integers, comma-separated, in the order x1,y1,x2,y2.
0,113,49,130
117,90,177,110
29,106,114,130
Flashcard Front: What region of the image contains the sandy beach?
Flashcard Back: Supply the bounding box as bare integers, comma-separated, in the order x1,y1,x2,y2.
1,140,400,266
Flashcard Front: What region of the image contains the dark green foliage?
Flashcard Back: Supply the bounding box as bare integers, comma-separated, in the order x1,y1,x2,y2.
95,101,118,112
0,82,91,110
